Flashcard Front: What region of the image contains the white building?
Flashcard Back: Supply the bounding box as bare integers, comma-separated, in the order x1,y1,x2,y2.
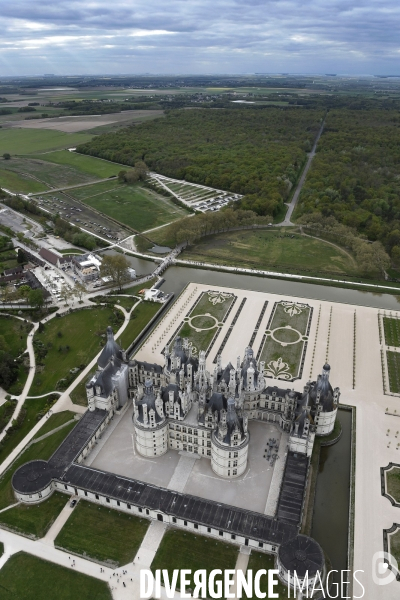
86,330,340,477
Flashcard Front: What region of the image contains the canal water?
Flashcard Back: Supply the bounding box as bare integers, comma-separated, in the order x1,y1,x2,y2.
311,409,352,575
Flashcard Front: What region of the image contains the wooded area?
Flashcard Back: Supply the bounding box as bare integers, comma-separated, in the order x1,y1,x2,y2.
297,109,400,262
77,108,323,217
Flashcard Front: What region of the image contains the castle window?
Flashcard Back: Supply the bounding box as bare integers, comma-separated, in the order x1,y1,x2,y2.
207,527,211,533
234,451,238,458
106,498,110,503
207,450,211,456
96,494,99,500
127,504,131,510
233,460,238,467
172,517,177,523
184,520,188,526
228,470,230,476
259,542,263,548
229,452,231,458
84,491,88,497
139,508,143,513
146,509,149,515
219,531,224,537
194,524,198,530
233,469,237,475
188,428,192,434
231,534,236,540
117,501,120,506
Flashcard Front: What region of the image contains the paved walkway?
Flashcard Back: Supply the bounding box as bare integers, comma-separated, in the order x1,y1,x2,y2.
41,498,76,545
167,453,199,492
227,548,251,600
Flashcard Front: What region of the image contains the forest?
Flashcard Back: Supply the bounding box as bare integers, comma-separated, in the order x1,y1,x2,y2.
76,108,323,217
296,109,400,262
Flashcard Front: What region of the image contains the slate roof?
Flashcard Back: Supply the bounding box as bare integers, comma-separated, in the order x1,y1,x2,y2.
278,534,324,577
98,326,123,369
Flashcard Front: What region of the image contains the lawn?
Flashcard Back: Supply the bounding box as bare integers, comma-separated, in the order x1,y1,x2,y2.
0,315,31,356
387,351,400,394
150,529,238,591
384,317,400,347
0,420,77,511
31,307,123,396
35,150,120,178
94,295,139,311
118,301,161,349
181,230,358,277
386,467,400,503
259,301,311,380
32,410,76,440
55,500,149,567
68,180,188,232
121,280,153,296
0,492,68,539
0,396,58,467
0,164,49,193
172,290,235,355
0,552,112,600
246,551,287,599
70,371,96,407
0,129,94,155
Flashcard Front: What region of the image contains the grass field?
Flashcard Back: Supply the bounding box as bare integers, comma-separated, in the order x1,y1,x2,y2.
118,301,161,349
384,317,400,347
386,467,400,503
94,295,139,311
31,307,122,396
150,529,238,591
0,129,94,155
55,500,149,567
0,164,49,193
0,396,56,467
68,180,188,232
0,553,112,600
246,552,287,599
35,150,120,178
0,315,31,356
181,230,357,276
0,491,68,538
0,420,77,512
32,410,76,440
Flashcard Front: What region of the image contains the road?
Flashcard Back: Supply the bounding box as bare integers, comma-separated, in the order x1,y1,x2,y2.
279,119,325,226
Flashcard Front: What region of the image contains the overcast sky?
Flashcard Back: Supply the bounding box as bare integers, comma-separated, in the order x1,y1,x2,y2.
1,0,399,77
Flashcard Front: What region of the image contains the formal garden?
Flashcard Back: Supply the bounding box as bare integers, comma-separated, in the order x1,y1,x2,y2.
385,466,400,504
383,317,400,348
259,301,312,381
172,290,236,356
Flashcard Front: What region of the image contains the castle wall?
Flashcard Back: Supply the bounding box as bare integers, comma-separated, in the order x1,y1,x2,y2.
134,421,168,457
211,433,249,478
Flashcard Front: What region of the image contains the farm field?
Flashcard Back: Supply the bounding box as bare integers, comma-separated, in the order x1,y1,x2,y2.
181,229,358,277
68,180,188,232
32,150,120,178
0,128,94,155
0,164,49,193
0,553,111,600
55,500,149,567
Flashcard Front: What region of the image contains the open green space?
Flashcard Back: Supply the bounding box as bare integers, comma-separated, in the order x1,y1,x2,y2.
34,150,120,178
384,317,400,347
31,307,123,396
94,295,139,312
118,301,161,350
0,396,58,467
386,467,400,503
150,529,238,591
32,410,76,439
172,290,235,355
387,351,400,394
260,302,311,380
0,164,49,193
0,491,68,538
246,551,287,599
0,552,112,600
68,180,188,232
0,315,31,356
0,419,77,512
121,280,154,296
181,230,357,277
55,500,149,567
0,129,93,155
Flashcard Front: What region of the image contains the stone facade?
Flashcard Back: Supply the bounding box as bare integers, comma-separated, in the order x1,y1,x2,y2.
86,330,340,477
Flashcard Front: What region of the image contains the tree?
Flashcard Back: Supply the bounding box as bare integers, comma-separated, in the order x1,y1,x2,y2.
59,284,73,306
28,288,44,311
17,248,26,264
100,254,131,290
3,153,10,160
74,281,86,303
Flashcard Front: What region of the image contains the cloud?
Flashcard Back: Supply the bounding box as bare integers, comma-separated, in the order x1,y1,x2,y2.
0,0,399,75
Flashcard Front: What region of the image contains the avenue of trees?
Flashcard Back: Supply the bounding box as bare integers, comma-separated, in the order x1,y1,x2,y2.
77,108,324,218
297,109,400,263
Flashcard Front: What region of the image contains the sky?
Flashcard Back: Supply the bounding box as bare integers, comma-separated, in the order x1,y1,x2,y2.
0,0,399,77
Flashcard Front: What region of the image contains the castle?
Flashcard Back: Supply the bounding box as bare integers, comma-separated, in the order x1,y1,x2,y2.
86,327,340,478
